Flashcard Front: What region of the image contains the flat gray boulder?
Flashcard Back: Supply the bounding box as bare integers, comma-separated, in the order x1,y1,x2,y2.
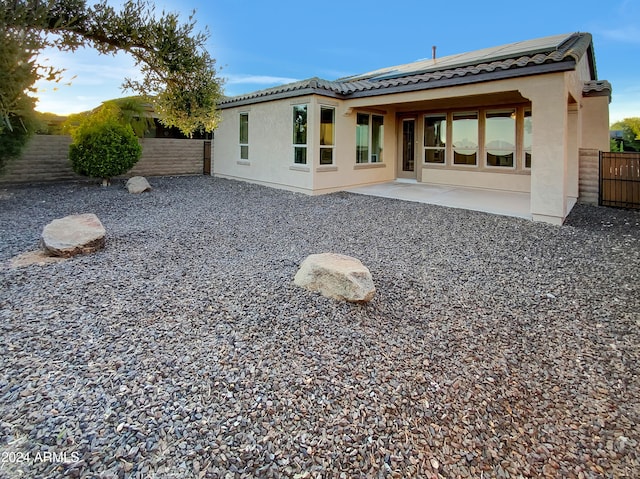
126,176,151,194
294,253,376,302
41,213,106,257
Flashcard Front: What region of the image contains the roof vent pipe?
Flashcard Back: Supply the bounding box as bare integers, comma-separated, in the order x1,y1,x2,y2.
432,45,437,61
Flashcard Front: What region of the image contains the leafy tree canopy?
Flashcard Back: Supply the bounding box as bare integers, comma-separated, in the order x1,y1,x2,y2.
35,111,67,134
612,117,640,151
1,0,223,137
63,97,155,138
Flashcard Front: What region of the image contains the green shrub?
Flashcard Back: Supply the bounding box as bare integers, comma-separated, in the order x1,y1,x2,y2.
0,118,33,173
69,119,142,184
0,98,40,174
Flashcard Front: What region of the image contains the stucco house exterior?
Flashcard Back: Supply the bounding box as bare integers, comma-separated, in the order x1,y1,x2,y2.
213,32,611,224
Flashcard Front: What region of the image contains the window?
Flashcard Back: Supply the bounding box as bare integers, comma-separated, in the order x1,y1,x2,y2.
356,113,369,163
293,105,307,164
372,115,384,163
524,109,532,168
239,112,249,160
424,114,446,163
423,106,531,172
356,113,384,163
320,106,335,165
452,112,478,165
485,110,515,167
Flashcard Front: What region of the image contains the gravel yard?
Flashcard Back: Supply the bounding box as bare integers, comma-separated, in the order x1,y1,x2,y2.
1,176,639,479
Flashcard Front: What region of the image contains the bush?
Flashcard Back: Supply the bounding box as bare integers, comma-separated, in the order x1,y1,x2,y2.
69,119,142,183
0,98,40,174
0,119,33,173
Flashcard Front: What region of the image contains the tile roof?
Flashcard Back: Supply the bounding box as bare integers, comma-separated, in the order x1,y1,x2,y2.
583,80,612,98
219,32,598,108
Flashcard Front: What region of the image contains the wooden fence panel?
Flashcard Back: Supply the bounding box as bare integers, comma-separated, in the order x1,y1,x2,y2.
600,152,640,209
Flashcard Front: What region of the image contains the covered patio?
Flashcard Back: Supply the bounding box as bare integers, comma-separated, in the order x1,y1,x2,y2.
345,180,531,219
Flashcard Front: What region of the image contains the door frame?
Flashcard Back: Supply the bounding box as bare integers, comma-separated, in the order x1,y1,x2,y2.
397,117,418,180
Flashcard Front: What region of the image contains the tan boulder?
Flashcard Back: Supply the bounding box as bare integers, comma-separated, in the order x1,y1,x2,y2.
41,213,106,257
126,176,151,194
294,253,375,302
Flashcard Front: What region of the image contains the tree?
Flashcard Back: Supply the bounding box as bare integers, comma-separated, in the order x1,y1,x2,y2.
34,111,67,135
0,0,223,169
0,11,47,170
611,117,640,151
0,98,39,166
63,97,156,138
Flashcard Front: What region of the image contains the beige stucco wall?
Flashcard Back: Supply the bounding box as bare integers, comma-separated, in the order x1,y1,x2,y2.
519,73,570,224
420,169,531,192
581,96,610,151
214,96,396,194
213,97,314,193
312,99,396,192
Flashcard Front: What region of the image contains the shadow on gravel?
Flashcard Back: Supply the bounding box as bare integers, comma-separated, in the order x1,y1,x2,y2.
565,203,640,237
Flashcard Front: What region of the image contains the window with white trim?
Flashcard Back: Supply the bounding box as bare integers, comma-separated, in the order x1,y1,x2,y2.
356,113,384,163
424,114,446,164
485,110,516,168
320,106,335,165
452,112,478,165
293,105,307,164
239,112,249,160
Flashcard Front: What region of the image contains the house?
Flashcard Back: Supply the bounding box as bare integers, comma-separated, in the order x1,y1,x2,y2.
213,32,611,225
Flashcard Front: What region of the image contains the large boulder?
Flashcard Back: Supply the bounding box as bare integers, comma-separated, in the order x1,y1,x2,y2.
126,176,151,194
41,213,106,257
294,253,376,302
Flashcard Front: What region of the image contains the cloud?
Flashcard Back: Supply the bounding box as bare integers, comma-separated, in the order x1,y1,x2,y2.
35,47,141,85
598,25,640,44
33,47,146,114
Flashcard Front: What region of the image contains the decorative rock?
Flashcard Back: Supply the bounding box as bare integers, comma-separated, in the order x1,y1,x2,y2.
294,253,375,302
40,213,106,257
126,176,151,194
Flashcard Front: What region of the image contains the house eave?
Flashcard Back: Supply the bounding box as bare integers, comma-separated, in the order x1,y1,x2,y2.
218,87,344,109
344,61,576,99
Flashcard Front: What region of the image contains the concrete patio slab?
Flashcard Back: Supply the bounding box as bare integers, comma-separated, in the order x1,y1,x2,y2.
345,180,531,220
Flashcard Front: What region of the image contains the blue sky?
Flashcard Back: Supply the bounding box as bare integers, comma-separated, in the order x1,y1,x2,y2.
35,0,640,123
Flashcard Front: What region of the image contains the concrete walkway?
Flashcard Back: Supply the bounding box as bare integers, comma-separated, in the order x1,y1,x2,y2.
345,180,531,220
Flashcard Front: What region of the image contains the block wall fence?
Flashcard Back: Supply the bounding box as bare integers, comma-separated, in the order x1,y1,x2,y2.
0,136,599,207
578,148,599,205
0,135,209,184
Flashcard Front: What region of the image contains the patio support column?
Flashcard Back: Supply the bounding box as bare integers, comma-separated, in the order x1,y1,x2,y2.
567,103,579,208
522,76,569,225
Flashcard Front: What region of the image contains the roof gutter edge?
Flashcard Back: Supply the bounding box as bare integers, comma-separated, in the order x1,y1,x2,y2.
218,88,344,109
345,61,577,99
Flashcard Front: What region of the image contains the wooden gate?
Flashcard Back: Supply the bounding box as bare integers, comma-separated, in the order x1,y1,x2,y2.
599,152,640,209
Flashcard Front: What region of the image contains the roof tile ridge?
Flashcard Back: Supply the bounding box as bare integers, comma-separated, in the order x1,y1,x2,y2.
558,32,592,62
